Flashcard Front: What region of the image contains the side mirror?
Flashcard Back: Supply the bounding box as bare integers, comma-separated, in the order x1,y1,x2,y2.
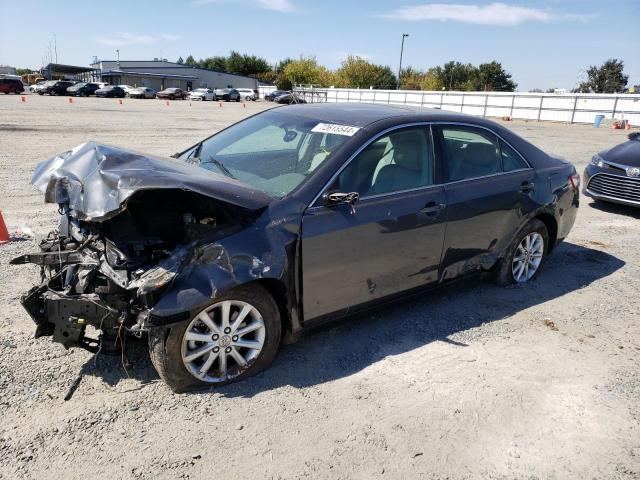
628,132,640,141
324,191,359,206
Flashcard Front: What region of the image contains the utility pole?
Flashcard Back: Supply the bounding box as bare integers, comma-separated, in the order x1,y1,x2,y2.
53,33,58,63
116,49,120,69
397,33,409,90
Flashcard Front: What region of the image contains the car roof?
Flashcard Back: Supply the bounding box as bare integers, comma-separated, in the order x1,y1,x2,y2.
276,102,489,128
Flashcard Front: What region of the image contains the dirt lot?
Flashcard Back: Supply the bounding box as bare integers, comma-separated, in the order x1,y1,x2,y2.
0,94,638,480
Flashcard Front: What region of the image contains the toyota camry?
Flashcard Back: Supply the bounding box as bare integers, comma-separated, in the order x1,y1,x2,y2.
583,132,640,207
12,103,579,392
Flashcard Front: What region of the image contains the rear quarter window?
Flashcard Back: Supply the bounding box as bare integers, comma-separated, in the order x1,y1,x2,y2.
500,140,529,171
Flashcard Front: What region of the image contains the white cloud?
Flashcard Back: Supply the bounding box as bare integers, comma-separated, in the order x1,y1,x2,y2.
381,2,586,26
256,0,294,12
94,32,181,47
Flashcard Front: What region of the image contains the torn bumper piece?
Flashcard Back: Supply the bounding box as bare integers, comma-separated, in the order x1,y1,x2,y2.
12,239,191,352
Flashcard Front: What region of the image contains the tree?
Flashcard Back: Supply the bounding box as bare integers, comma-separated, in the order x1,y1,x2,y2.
437,61,478,91
176,56,184,64
399,67,424,90
282,56,334,87
15,68,35,76
226,51,270,76
577,59,628,93
200,56,227,71
474,61,517,91
185,55,197,66
421,68,444,91
335,55,397,89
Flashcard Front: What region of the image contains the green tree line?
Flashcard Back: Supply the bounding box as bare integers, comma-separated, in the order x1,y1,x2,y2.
178,52,524,92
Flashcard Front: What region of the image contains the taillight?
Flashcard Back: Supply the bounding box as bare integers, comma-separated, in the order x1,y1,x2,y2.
569,173,580,190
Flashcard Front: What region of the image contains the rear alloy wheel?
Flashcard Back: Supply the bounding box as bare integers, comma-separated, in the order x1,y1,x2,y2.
149,284,281,392
511,232,544,282
496,219,548,285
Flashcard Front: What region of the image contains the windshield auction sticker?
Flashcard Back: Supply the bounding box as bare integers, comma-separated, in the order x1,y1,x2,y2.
311,123,361,136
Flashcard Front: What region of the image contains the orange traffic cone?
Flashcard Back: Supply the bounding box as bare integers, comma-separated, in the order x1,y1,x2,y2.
165,100,170,106
0,211,9,243
243,102,246,108
118,99,123,105
219,102,222,107
20,96,26,102
68,97,73,103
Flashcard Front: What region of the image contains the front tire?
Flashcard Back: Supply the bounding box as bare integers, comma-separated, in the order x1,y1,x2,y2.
495,219,548,285
149,284,281,393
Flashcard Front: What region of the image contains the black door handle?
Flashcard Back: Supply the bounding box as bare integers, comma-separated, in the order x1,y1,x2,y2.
519,181,535,194
419,203,446,215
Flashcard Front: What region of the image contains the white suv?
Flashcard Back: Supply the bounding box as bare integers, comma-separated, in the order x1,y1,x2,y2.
236,88,256,101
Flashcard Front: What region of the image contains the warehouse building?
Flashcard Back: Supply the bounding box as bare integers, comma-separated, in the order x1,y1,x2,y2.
90,60,266,92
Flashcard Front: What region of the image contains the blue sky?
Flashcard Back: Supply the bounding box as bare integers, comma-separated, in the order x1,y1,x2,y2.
1,0,638,91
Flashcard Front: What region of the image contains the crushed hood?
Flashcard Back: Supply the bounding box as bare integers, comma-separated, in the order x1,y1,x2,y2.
32,141,273,221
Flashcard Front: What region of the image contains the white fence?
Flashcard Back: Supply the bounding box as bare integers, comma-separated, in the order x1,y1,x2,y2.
258,86,640,126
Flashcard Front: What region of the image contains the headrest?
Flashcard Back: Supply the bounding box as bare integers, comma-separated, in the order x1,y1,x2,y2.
390,133,423,171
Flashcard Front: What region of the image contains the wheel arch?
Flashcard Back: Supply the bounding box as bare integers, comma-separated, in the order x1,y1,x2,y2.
244,278,293,340
533,212,558,252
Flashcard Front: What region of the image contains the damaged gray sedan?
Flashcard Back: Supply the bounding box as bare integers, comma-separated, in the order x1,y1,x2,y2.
12,103,578,392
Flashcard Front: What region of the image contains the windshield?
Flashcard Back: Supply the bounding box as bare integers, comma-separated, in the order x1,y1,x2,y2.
179,109,353,198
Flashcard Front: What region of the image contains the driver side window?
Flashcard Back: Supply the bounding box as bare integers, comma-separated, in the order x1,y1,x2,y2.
337,126,434,197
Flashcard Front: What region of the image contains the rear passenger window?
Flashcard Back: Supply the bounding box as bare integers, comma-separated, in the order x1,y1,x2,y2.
500,140,529,171
441,126,501,182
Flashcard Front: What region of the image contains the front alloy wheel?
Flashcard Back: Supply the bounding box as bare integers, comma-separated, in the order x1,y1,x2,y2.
148,284,281,392
181,300,266,382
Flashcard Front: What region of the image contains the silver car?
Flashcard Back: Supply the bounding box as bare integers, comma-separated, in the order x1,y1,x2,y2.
189,88,215,101
236,88,256,101
128,87,156,99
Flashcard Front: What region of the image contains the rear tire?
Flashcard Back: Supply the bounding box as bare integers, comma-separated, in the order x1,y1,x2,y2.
149,284,281,393
495,219,549,286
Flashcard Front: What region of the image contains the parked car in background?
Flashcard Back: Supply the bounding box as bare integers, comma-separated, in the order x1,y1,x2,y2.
40,80,75,95
29,80,46,93
236,88,256,101
275,92,306,104
12,104,579,392
66,82,100,97
156,88,187,100
118,85,137,96
264,89,289,101
0,77,25,94
583,132,640,207
214,88,240,102
94,85,126,98
128,87,156,99
35,80,56,94
189,88,215,101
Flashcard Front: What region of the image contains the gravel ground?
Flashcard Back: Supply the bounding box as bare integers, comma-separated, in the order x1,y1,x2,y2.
0,94,638,480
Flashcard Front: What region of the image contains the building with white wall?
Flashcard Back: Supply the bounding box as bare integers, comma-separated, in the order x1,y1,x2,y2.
91,60,268,92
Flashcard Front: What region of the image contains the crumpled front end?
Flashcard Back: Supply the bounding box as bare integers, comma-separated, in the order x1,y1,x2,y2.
12,143,269,353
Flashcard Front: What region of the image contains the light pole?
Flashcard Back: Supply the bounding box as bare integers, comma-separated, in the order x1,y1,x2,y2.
397,33,409,90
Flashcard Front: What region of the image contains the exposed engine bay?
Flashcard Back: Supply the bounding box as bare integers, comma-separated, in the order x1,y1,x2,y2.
12,189,245,352
11,142,271,354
